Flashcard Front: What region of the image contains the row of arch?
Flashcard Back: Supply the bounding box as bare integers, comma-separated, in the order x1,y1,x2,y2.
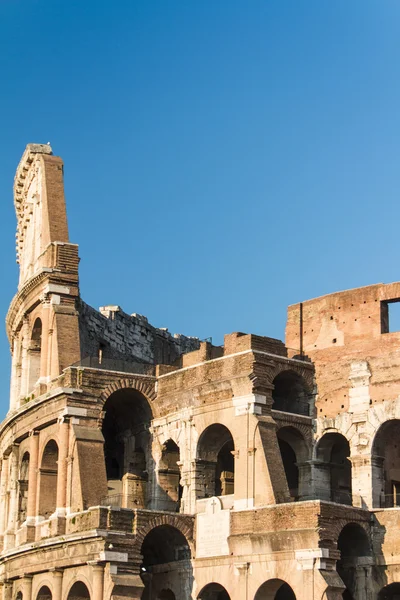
12,402,400,527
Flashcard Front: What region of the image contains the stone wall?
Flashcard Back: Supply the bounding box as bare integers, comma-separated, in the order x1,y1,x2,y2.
78,301,200,366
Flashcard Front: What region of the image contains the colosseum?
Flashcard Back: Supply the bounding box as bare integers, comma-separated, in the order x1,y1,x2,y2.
0,143,399,600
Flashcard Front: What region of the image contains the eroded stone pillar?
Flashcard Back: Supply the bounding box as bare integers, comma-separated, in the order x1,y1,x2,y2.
0,458,9,537
52,570,63,600
4,447,19,548
92,564,104,600
27,431,39,522
21,576,33,600
56,418,69,515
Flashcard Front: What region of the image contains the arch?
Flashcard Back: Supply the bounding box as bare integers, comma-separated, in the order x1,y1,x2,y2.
38,440,59,518
197,583,231,600
66,582,90,600
254,579,296,600
102,387,153,508
372,419,400,507
337,523,371,599
277,426,310,500
158,439,182,512
28,317,42,391
16,592,23,600
196,424,235,499
272,370,311,416
18,451,30,524
315,432,352,505
133,513,194,557
36,587,52,600
140,525,193,600
378,583,400,599
99,378,156,405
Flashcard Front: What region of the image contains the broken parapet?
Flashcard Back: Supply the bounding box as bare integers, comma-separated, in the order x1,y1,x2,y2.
78,301,200,366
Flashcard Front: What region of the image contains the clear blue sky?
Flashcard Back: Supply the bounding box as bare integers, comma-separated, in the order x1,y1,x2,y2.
0,1,400,415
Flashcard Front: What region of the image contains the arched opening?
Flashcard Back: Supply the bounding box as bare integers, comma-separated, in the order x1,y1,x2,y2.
17,452,30,525
378,583,400,599
372,420,400,508
254,579,296,600
315,433,352,505
197,583,231,600
196,424,235,499
141,525,192,600
16,592,23,600
157,440,182,512
38,440,59,518
277,427,310,500
28,318,42,392
36,587,52,600
337,523,371,599
67,582,90,600
272,371,311,416
102,388,153,508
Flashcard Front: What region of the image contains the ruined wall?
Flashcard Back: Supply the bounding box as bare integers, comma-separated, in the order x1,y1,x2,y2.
286,282,400,417
78,301,200,367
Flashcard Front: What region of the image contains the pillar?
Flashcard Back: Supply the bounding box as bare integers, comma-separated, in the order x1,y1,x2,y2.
6,448,19,535
52,570,63,600
56,418,69,515
350,455,375,509
92,564,104,600
0,458,9,536
27,431,39,522
21,576,33,600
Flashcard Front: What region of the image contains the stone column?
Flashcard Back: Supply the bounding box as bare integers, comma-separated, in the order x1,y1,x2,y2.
56,418,69,516
91,564,104,600
52,570,63,600
19,318,30,399
350,455,375,509
27,431,40,522
0,458,9,536
5,448,19,540
21,576,33,600
2,582,13,600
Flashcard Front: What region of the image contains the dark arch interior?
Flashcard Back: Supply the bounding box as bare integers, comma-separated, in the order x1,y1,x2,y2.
36,586,52,600
197,424,235,499
378,583,400,600
67,582,90,600
158,439,182,512
337,524,371,598
18,451,30,524
316,433,352,505
102,388,153,508
198,583,231,600
157,591,176,600
39,440,59,518
272,371,310,416
372,420,400,507
277,426,309,501
141,525,192,600
141,525,190,567
255,580,296,600
278,439,298,499
31,318,42,347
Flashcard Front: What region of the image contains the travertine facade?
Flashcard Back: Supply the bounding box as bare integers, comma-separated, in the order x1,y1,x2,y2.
1,145,400,600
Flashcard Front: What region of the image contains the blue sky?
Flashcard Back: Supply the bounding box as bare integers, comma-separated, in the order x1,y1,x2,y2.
0,0,400,415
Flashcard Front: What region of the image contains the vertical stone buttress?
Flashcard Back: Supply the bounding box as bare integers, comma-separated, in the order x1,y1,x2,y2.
6,144,81,412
